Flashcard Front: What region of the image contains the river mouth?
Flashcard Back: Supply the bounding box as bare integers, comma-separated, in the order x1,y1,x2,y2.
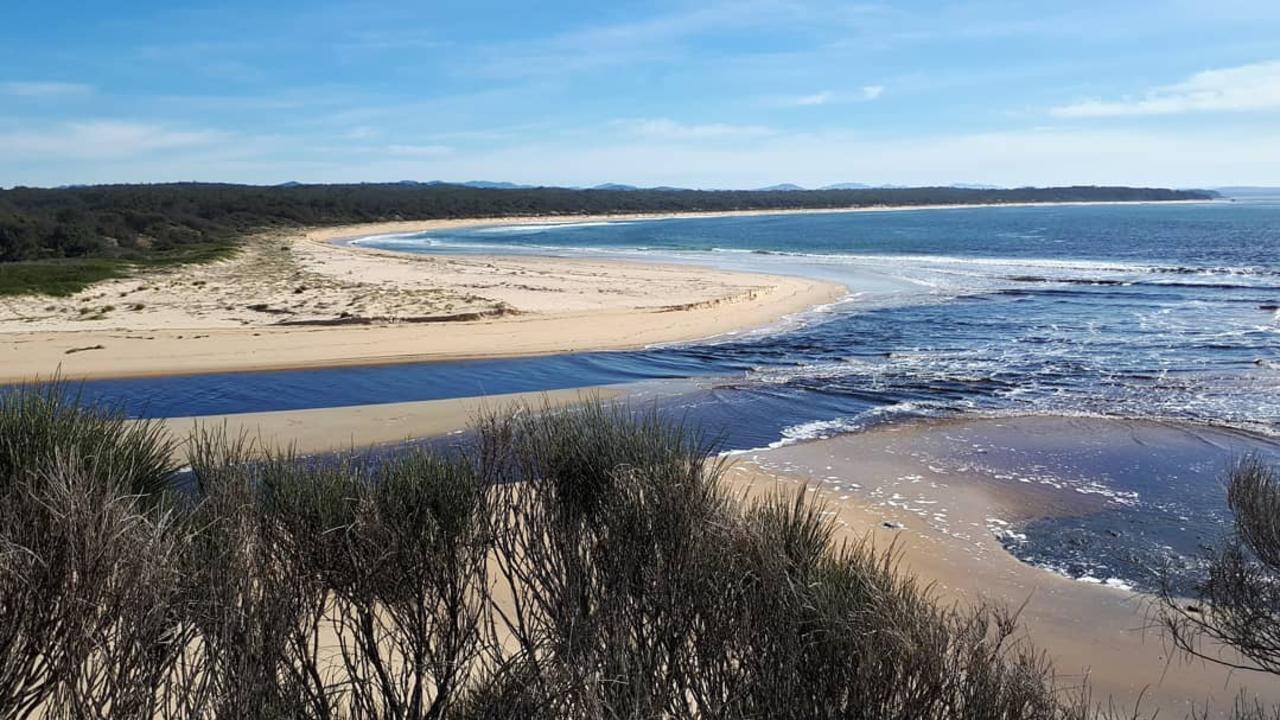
7,202,1279,593
747,414,1280,595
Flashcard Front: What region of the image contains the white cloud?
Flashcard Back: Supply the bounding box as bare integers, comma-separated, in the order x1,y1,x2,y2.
0,121,222,160
788,90,835,106
1051,60,1280,118
1,81,93,97
5,122,1278,189
360,126,1279,190
345,126,379,140
772,86,882,107
616,118,776,141
383,144,453,157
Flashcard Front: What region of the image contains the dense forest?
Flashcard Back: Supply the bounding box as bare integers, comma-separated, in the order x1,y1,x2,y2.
0,182,1214,264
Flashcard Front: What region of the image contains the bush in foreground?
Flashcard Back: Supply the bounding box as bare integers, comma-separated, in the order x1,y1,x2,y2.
0,387,1131,718
1158,456,1280,719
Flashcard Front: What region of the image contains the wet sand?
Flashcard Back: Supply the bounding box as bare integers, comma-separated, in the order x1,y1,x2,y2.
145,385,1280,715
728,415,1280,716
157,386,620,457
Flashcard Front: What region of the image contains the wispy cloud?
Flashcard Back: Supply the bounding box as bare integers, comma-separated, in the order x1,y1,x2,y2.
1,81,93,98
773,86,882,107
459,0,804,79
406,126,1280,190
0,121,223,160
344,126,380,140
383,144,452,157
1051,60,1280,118
783,90,834,107
616,118,776,141
332,29,444,54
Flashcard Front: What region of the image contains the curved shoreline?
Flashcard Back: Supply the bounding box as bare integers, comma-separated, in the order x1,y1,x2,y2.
305,197,1220,248
0,221,846,384
732,415,1280,712
0,198,1219,385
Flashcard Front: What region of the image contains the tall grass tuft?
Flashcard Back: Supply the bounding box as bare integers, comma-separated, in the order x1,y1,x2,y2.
0,379,175,499
0,388,1206,718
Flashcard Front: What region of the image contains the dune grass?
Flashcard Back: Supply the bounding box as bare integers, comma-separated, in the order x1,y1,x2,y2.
1,386,1242,718
0,242,236,297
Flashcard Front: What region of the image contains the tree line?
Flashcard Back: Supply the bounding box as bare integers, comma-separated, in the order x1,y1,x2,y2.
0,182,1214,263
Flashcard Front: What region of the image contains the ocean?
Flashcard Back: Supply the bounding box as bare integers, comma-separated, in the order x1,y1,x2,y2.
38,200,1280,591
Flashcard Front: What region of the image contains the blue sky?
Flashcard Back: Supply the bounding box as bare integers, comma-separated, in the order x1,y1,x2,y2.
2,0,1279,188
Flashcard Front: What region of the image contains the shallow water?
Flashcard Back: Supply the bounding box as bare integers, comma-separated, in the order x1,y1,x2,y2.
361,201,1280,439
18,200,1280,591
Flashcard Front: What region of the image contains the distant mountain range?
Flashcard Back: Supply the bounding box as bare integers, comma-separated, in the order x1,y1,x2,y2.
266,179,1262,196
300,180,1014,192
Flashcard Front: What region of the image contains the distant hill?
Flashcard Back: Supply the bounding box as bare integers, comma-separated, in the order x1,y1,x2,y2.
1214,186,1280,199
820,183,872,190
458,180,532,190
592,183,640,191
0,184,1216,273
387,180,540,190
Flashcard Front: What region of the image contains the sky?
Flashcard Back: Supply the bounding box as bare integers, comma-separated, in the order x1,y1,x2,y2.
2,0,1279,189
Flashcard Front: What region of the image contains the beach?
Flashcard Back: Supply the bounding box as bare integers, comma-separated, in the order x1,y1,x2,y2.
0,215,845,383
1,200,1224,385
727,416,1280,714
157,386,621,456
153,396,1280,715
5,201,1276,716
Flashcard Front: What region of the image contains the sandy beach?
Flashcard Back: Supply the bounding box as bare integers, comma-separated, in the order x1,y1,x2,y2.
158,386,621,457
727,416,1280,716
0,200,1219,384
0,214,845,383
7,201,1264,714
157,394,1280,715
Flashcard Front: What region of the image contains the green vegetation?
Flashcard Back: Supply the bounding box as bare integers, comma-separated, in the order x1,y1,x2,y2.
0,241,234,296
5,384,1274,718
0,182,1214,295
0,257,128,297
1159,457,1280,719
0,387,1121,719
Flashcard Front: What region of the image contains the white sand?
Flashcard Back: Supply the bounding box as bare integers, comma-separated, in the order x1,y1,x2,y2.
158,386,621,457
0,217,844,382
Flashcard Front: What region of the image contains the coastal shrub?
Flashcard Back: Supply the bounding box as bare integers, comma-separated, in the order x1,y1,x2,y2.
477,402,1093,720
1159,456,1280,677
329,450,493,719
173,429,337,719
0,390,187,718
0,388,1126,718
0,380,175,498
477,402,730,717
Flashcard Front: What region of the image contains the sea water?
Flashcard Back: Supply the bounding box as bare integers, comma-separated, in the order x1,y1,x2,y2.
27,201,1280,590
